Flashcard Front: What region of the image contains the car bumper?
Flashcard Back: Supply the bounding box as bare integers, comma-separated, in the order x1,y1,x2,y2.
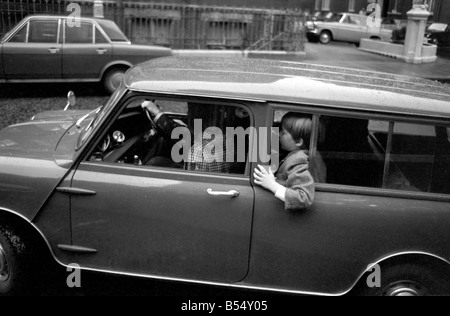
306,29,320,42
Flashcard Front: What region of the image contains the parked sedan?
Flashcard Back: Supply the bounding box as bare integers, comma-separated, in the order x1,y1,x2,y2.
307,12,393,45
425,23,450,47
0,15,172,93
1,57,450,296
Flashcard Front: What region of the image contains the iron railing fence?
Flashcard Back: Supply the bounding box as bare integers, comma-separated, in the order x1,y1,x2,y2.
0,0,307,51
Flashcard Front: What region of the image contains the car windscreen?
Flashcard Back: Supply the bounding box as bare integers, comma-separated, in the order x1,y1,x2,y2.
96,19,129,42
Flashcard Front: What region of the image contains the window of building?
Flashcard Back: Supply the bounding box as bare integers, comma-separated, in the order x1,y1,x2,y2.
315,0,322,11
322,0,331,11
391,0,399,13
348,0,356,12
426,0,436,14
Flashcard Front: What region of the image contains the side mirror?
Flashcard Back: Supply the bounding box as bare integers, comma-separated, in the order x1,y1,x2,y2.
64,91,76,110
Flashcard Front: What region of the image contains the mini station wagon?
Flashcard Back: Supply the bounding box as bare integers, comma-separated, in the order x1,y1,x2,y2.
0,15,172,93
1,57,450,296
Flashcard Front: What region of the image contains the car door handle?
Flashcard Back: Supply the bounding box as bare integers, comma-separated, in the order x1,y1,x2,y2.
96,48,107,55
207,188,239,197
48,47,60,54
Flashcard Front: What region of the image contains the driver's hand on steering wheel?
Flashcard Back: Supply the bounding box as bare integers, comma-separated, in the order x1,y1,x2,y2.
141,100,162,117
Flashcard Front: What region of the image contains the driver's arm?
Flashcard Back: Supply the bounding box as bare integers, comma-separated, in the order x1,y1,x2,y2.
141,100,186,138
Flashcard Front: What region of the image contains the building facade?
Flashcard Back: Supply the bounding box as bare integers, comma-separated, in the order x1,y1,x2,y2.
141,0,448,22
1,0,447,50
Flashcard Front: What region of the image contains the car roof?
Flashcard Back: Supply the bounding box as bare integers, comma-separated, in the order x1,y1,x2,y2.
22,14,112,23
125,56,450,120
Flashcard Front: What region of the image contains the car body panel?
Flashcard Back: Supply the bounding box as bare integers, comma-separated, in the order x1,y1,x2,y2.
2,42,63,79
249,186,450,294
0,120,75,220
0,15,172,82
66,163,254,282
1,57,450,295
426,23,450,47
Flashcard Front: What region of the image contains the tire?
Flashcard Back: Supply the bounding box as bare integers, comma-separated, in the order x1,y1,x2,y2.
357,263,450,296
103,67,127,94
0,228,30,295
319,31,332,44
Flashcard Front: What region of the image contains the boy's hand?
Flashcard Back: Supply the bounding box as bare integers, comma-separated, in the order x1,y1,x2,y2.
254,165,280,194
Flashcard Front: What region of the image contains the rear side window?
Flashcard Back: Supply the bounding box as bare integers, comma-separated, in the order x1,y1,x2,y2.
65,21,93,44
317,115,450,195
96,19,129,42
95,27,108,43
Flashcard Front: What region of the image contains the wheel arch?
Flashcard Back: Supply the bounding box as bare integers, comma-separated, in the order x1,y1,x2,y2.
349,252,450,295
320,29,333,38
100,61,133,80
0,207,55,263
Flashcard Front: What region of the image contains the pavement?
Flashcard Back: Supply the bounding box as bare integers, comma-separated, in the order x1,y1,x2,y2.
173,42,450,82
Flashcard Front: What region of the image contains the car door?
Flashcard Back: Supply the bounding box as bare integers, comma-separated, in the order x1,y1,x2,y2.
62,19,112,79
336,15,366,42
2,18,62,79
66,97,255,283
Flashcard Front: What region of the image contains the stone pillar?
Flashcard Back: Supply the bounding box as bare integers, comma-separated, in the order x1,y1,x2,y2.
93,0,104,18
403,3,430,64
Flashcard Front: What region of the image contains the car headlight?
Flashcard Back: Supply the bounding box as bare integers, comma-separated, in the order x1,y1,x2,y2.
306,21,315,31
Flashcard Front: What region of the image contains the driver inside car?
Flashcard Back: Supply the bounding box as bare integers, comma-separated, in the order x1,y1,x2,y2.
141,100,250,173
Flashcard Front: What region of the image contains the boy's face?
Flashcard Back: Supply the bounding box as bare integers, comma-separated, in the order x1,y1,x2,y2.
279,128,303,152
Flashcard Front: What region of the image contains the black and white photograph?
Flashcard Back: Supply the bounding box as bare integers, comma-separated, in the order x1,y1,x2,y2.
0,0,450,302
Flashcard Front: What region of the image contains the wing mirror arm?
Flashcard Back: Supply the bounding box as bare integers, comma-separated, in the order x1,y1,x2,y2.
64,91,76,111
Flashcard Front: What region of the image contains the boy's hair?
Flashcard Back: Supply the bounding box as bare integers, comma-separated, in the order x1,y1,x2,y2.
281,112,312,149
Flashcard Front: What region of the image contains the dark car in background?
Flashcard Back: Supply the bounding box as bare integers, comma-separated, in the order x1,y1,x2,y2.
425,23,450,47
0,15,172,93
1,57,450,296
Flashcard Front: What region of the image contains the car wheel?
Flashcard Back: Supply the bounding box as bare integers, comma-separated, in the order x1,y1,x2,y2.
103,67,127,94
357,263,450,296
0,228,30,295
319,31,332,44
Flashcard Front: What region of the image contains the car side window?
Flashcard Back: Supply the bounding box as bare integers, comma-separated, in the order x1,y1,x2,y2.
8,24,27,43
317,116,386,188
28,20,59,43
386,122,450,194
95,26,108,43
316,114,450,195
65,21,93,44
88,97,251,175
273,110,327,184
349,16,362,25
